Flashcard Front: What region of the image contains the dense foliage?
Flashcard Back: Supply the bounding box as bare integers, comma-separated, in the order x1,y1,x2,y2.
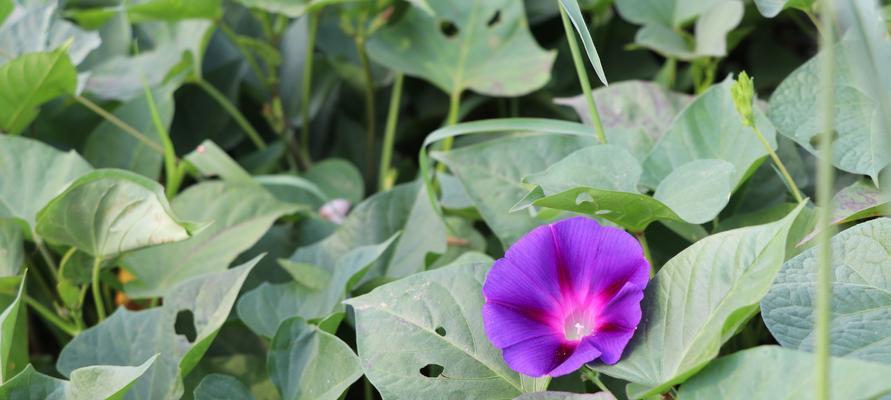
0,0,890,399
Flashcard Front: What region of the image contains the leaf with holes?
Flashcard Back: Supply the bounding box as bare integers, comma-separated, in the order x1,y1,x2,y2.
57,256,260,400
591,204,803,399
345,261,549,400
35,169,202,258
0,49,77,134
0,356,157,400
367,0,555,97
267,317,362,400
762,218,891,365
122,181,301,298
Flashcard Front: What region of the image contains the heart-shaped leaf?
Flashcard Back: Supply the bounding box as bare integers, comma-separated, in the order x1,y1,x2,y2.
35,169,201,258
762,217,891,365
0,356,157,400
58,256,260,400
345,261,548,399
367,0,555,97
0,49,77,134
0,136,93,239
267,317,362,400
123,181,300,298
0,3,100,66
592,204,803,399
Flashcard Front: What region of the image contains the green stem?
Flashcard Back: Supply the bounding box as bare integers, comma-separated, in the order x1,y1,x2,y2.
35,241,59,280
298,10,320,169
355,34,377,179
91,257,106,321
581,367,615,397
23,295,78,336
195,79,267,150
558,1,607,144
752,125,804,203
435,89,462,173
815,3,836,400
378,73,405,192
58,247,77,277
218,21,266,85
142,83,179,199
167,161,189,198
74,95,167,155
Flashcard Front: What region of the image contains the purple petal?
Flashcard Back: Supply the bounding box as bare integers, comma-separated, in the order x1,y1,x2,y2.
590,282,645,364
501,335,571,377
483,227,564,311
548,338,602,376
482,302,558,349
549,217,649,302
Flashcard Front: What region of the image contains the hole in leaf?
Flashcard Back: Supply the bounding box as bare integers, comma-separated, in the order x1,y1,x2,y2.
174,310,197,342
809,130,838,148
439,20,459,38
435,326,447,336
487,10,501,27
420,364,444,378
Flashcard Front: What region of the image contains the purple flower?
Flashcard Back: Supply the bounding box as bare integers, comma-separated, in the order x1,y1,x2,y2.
482,217,649,377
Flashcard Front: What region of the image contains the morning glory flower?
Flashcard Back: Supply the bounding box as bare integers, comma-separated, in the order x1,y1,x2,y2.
482,216,649,377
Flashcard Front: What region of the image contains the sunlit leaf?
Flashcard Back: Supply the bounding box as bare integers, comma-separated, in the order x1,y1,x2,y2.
0,49,77,134
0,357,157,400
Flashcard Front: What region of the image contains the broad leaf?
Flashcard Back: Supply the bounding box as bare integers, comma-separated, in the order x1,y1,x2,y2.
84,87,174,180
0,221,23,277
0,3,100,66
123,181,300,298
0,136,93,238
367,0,555,96
0,357,157,400
678,346,891,399
555,81,692,161
762,218,891,364
184,140,255,185
753,0,814,18
267,317,362,400
641,77,775,190
592,203,804,399
237,235,399,338
58,257,260,400
652,159,734,224
233,0,349,17
193,374,255,400
436,134,596,246
35,169,200,258
303,159,364,204
558,0,607,86
345,262,548,399
68,0,221,25
799,179,889,244
769,35,891,182
0,274,25,383
0,49,77,134
514,393,615,400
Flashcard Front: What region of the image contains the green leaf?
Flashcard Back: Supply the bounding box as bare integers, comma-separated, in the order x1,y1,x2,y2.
267,317,362,400
0,3,100,66
0,0,11,24
0,356,157,400
184,140,256,186
58,257,260,400
233,0,352,17
303,159,364,205
35,169,200,258
678,346,891,398
0,136,93,238
592,203,804,399
768,35,891,182
123,181,300,298
0,49,77,134
84,87,174,180
193,374,255,400
652,159,735,224
525,144,641,194
799,179,889,244
762,218,891,364
366,0,555,96
0,221,23,277
555,81,692,161
753,0,815,18
237,235,399,338
558,0,607,86
514,393,615,400
0,274,25,383
345,262,548,399
436,135,596,246
277,260,331,290
68,0,221,25
641,77,775,190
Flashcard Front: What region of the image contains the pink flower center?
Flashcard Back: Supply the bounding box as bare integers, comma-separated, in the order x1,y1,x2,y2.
562,308,596,341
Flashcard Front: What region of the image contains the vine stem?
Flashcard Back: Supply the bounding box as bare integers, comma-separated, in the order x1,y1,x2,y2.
218,21,266,84
35,241,59,280
355,33,377,180
23,295,78,336
815,2,836,400
194,79,268,150
435,89,462,173
378,73,405,191
73,95,167,155
558,1,607,144
581,367,615,397
91,257,106,321
142,83,180,199
298,10,321,169
752,124,804,203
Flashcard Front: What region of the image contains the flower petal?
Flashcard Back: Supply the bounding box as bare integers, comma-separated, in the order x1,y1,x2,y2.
501,335,573,377
483,226,564,311
482,302,559,349
591,282,645,364
549,217,649,301
548,337,603,377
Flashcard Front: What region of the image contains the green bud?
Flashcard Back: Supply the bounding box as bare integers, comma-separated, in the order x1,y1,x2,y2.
731,71,756,127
